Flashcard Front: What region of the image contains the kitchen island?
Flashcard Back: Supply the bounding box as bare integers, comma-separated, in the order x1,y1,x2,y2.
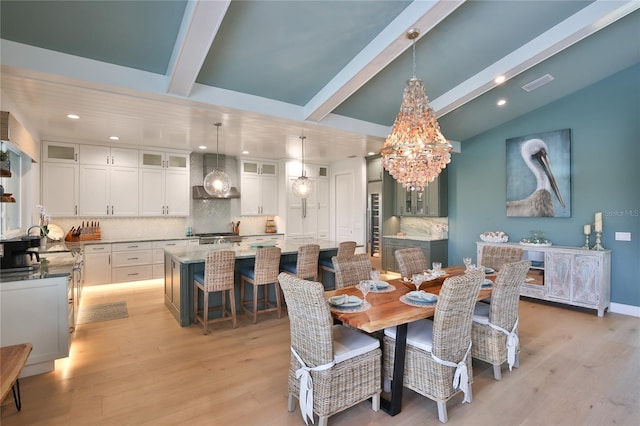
163,239,340,326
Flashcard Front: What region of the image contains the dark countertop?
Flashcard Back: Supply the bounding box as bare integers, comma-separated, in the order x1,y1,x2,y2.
0,264,71,283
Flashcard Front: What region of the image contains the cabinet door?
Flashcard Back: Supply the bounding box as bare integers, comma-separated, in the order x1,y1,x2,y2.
261,174,279,215
573,254,600,305
111,147,138,167
171,257,181,308
139,150,165,169
79,164,110,216
166,153,189,171
80,145,110,165
367,158,383,182
241,174,261,215
42,162,79,216
395,183,406,215
110,167,138,216
139,168,165,216
316,179,329,238
43,141,78,163
84,252,111,285
165,170,189,216
545,253,572,301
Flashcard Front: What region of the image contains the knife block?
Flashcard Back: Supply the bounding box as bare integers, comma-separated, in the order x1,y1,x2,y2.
64,227,101,242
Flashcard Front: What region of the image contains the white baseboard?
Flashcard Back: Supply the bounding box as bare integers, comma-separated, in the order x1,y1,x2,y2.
609,302,640,317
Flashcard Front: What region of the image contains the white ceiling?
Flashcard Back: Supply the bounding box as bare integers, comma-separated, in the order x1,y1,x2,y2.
1,0,638,164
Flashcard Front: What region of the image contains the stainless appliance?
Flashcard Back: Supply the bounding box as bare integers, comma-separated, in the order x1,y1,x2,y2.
0,237,41,270
197,233,243,244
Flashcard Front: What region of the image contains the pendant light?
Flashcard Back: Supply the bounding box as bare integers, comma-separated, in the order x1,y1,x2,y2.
203,122,231,196
292,135,312,198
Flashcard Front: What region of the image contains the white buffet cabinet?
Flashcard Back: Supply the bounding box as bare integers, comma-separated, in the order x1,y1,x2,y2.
477,242,611,316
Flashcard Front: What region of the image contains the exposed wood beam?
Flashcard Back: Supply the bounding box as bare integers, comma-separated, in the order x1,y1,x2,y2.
303,0,465,122
165,0,231,97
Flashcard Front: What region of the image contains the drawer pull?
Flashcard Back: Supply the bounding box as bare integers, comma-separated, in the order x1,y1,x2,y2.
127,273,139,276
127,257,139,261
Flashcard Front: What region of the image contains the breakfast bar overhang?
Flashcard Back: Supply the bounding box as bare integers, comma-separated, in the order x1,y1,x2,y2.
163,240,340,326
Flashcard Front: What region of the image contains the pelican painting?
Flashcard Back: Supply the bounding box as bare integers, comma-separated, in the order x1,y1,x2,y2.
506,130,571,217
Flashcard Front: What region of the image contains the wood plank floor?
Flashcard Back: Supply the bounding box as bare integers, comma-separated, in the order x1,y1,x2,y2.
2,277,639,425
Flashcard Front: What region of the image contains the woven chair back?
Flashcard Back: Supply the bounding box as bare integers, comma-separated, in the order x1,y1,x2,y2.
395,247,428,278
295,244,320,279
336,241,357,257
278,273,334,366
432,270,484,361
204,250,236,292
332,253,372,289
489,260,531,330
481,245,524,271
253,246,282,285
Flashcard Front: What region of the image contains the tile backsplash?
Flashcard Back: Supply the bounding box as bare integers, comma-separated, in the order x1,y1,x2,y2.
400,217,449,239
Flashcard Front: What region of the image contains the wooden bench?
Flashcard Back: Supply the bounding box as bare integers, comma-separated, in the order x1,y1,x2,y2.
1,343,33,411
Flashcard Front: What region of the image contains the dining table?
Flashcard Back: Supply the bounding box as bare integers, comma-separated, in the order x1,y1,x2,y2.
324,265,494,416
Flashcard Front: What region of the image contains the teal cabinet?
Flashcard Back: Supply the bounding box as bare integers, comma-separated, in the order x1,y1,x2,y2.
393,169,448,217
382,237,448,273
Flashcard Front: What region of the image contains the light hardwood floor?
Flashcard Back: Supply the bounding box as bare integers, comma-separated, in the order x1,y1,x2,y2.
2,277,639,426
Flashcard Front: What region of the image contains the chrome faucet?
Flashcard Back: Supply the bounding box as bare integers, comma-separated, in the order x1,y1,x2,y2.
26,225,47,237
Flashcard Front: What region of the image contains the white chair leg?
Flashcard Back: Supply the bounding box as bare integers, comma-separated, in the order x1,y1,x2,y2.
493,364,502,380
437,401,448,423
318,416,328,426
371,392,380,412
466,384,473,403
514,352,520,369
287,393,296,412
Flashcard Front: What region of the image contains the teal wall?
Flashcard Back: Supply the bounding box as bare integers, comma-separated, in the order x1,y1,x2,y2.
448,63,640,307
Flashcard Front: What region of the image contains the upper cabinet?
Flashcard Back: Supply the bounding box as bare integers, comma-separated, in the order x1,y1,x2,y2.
140,150,189,171
43,141,79,163
80,145,138,167
240,160,278,215
393,168,448,217
139,151,190,217
367,156,383,182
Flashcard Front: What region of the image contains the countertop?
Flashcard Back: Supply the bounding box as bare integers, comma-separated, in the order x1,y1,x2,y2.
0,264,71,283
80,233,284,246
383,235,448,242
164,239,340,264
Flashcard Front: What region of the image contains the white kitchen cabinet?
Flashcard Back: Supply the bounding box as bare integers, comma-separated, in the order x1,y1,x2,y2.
152,239,196,278
139,150,189,170
42,162,79,216
139,167,189,216
42,141,79,163
83,243,112,285
477,242,611,316
111,242,153,283
286,174,329,239
80,144,138,167
240,160,278,215
79,164,138,216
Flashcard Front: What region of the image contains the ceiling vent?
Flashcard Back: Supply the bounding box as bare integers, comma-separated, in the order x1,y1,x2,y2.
522,74,554,92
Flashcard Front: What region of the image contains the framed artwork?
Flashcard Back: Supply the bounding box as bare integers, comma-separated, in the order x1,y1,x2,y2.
506,129,571,217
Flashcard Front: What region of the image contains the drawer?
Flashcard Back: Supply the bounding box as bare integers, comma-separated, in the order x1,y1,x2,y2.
112,241,153,252
112,265,153,283
84,243,111,253
152,240,190,249
112,249,153,267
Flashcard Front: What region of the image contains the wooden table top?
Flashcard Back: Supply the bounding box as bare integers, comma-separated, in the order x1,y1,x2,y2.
1,343,33,400
325,266,493,333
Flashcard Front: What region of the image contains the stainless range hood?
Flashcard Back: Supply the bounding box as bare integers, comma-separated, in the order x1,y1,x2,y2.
192,153,240,199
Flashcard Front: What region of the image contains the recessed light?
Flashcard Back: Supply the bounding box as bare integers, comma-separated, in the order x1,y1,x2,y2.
367,152,376,156
494,75,506,84
242,150,249,155
66,114,80,119
109,136,119,141
497,99,507,106
198,146,207,150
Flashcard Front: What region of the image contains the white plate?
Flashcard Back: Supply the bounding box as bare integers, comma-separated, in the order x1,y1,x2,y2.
362,280,388,289
328,295,363,308
406,291,438,303
46,224,65,241
482,279,493,287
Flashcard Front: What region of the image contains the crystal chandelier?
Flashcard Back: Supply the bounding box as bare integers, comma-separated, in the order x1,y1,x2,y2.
203,122,231,196
292,135,312,198
381,28,452,191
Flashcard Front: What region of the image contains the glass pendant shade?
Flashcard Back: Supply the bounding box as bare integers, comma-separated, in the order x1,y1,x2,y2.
203,122,231,196
204,168,231,196
381,29,452,192
292,175,312,198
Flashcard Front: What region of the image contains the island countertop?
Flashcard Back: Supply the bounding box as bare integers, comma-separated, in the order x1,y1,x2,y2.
163,239,342,264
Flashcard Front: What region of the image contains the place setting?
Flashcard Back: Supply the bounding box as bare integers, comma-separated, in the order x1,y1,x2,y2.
326,281,372,313
364,270,396,294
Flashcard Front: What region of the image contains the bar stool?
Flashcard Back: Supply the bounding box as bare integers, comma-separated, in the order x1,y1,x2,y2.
194,250,237,334
318,240,356,285
239,246,282,323
280,244,320,281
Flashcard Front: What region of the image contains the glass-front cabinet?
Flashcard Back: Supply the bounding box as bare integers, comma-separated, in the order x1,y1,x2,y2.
393,169,448,217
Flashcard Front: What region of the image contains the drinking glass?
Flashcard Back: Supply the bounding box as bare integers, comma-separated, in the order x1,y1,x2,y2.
357,281,370,302
411,275,423,292
370,269,381,282
432,262,442,273
463,257,473,270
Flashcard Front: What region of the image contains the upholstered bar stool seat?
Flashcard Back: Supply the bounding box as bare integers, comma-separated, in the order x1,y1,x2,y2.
240,246,282,323
318,241,356,287
194,250,237,334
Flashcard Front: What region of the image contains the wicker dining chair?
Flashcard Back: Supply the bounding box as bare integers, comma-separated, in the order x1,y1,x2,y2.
193,250,237,334
382,270,485,423
278,273,381,426
239,246,282,323
332,253,372,289
318,241,357,284
394,247,428,278
479,245,524,272
472,260,531,380
280,244,320,281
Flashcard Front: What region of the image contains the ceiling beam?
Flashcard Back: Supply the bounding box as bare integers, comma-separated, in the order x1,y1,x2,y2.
303,0,465,123
165,0,231,97
431,0,640,116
